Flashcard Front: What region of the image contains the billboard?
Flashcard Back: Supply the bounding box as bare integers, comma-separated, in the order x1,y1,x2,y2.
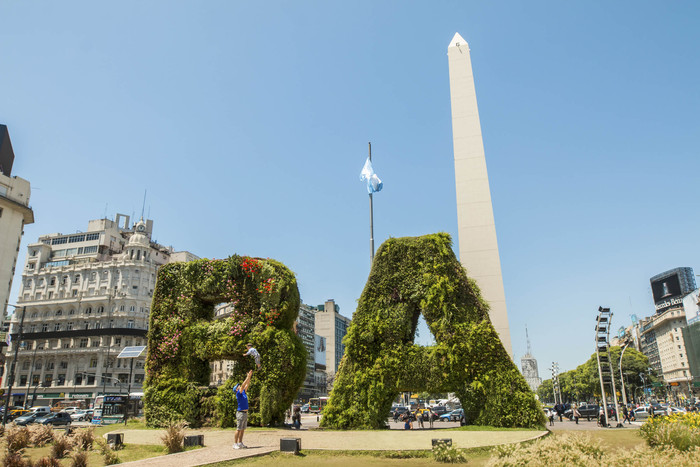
314,335,326,366
650,267,696,313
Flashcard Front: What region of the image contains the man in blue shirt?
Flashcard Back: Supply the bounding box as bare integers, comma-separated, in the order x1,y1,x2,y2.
233,370,253,449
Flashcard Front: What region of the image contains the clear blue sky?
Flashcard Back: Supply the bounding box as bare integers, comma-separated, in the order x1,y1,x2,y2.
2,1,699,377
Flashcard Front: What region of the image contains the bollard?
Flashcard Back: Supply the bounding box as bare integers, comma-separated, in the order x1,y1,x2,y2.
280,437,301,454
107,433,124,448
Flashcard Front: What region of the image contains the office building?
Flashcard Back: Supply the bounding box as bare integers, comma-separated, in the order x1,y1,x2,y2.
447,33,512,354
0,124,34,320
1,214,196,407
314,299,351,387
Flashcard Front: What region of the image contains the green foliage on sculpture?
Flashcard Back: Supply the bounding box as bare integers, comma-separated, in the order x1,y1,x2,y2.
143,256,307,428
320,233,546,430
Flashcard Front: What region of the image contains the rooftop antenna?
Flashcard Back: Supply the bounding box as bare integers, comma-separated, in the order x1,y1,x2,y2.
140,189,147,220
103,203,108,219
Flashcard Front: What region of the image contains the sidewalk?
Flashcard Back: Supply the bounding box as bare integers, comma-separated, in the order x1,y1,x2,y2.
114,427,547,466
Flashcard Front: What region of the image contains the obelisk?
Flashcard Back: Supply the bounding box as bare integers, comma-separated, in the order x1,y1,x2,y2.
447,33,512,355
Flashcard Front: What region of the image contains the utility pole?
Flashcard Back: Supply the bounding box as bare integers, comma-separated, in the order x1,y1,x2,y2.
368,142,374,264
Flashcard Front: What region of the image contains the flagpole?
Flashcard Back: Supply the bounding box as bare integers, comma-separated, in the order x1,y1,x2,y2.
368,142,374,265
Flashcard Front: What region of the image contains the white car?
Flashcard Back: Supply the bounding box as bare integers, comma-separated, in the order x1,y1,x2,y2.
70,410,90,421
60,407,82,415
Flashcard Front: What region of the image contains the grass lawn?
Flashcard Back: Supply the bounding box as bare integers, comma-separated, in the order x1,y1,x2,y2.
551,427,644,450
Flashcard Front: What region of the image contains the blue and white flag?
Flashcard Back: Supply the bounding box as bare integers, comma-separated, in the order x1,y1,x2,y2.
359,157,383,194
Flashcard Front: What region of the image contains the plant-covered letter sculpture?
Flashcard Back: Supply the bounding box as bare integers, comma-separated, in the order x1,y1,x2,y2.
144,256,306,428
321,234,546,429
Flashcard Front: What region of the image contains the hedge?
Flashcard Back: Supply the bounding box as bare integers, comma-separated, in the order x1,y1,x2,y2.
143,256,307,427
320,233,546,429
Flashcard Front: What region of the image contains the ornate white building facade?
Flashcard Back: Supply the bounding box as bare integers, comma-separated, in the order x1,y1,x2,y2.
1,214,197,407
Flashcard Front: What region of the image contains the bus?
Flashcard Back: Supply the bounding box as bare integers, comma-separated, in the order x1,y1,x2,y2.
308,397,329,414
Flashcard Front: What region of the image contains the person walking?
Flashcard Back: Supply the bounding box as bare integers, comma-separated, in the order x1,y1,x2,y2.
573,406,581,425
292,406,302,430
428,408,434,429
233,370,253,449
623,405,631,424
548,410,555,426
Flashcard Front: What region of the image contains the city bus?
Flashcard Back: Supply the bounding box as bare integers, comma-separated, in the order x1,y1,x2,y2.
308,397,329,413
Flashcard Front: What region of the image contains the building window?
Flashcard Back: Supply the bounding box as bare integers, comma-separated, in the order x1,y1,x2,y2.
84,322,89,330
56,375,65,386
89,359,97,368
46,362,55,370
86,233,99,241
29,325,36,333
63,342,70,349
48,291,53,299
97,306,104,314
91,339,100,347
72,290,78,297
54,323,60,331
115,338,121,346
95,322,101,330
127,320,134,329
50,277,56,286
69,309,75,315
60,361,68,369
44,375,52,387
41,324,48,332
22,361,30,370
134,374,144,384
119,305,125,312
20,375,27,386
75,374,83,385
67,322,73,331
85,307,92,315
79,338,88,348
35,361,42,370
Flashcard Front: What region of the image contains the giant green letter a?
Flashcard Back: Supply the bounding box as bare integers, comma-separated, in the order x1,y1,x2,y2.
321,234,545,429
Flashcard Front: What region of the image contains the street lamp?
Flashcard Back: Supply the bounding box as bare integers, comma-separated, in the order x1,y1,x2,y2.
619,339,630,409
3,304,26,426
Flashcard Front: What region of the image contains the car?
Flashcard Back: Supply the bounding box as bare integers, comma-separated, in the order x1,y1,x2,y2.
28,406,52,417
36,412,71,426
440,409,463,422
14,413,41,426
60,407,82,415
300,404,310,414
7,409,31,421
565,404,599,420
391,406,410,419
70,410,91,422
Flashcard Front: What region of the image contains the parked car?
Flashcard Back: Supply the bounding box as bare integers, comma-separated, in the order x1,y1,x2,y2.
440,409,464,422
430,406,449,420
8,409,31,421
60,407,82,415
36,412,72,426
300,404,310,414
70,410,91,422
391,406,410,419
28,406,52,417
14,413,41,426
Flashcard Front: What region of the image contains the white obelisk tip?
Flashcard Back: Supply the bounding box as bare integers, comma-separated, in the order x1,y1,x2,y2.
448,32,468,49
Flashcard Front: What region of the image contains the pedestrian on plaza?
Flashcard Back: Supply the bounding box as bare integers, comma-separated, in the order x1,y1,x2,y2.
548,410,555,426
428,408,434,429
573,406,581,425
623,405,631,424
233,370,253,449
292,406,302,430
598,406,606,427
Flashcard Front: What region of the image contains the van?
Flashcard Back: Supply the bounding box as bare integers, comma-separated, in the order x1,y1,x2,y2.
29,406,51,416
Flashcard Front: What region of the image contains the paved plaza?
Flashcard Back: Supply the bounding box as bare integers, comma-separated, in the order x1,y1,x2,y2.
113,414,547,466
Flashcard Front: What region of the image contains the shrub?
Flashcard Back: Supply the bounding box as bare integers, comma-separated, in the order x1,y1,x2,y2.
51,435,72,459
70,449,88,467
72,428,94,451
161,422,186,454
29,424,55,447
639,412,700,451
34,457,61,467
95,437,121,465
5,426,31,453
433,441,468,463
2,452,30,467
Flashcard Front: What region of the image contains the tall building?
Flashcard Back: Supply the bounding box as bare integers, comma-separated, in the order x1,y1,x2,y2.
0,124,34,320
1,214,196,407
314,299,351,386
296,304,317,401
520,327,541,392
447,33,512,354
638,267,699,398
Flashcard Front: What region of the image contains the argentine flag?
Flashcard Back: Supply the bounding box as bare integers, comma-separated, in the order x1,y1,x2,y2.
360,157,383,194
